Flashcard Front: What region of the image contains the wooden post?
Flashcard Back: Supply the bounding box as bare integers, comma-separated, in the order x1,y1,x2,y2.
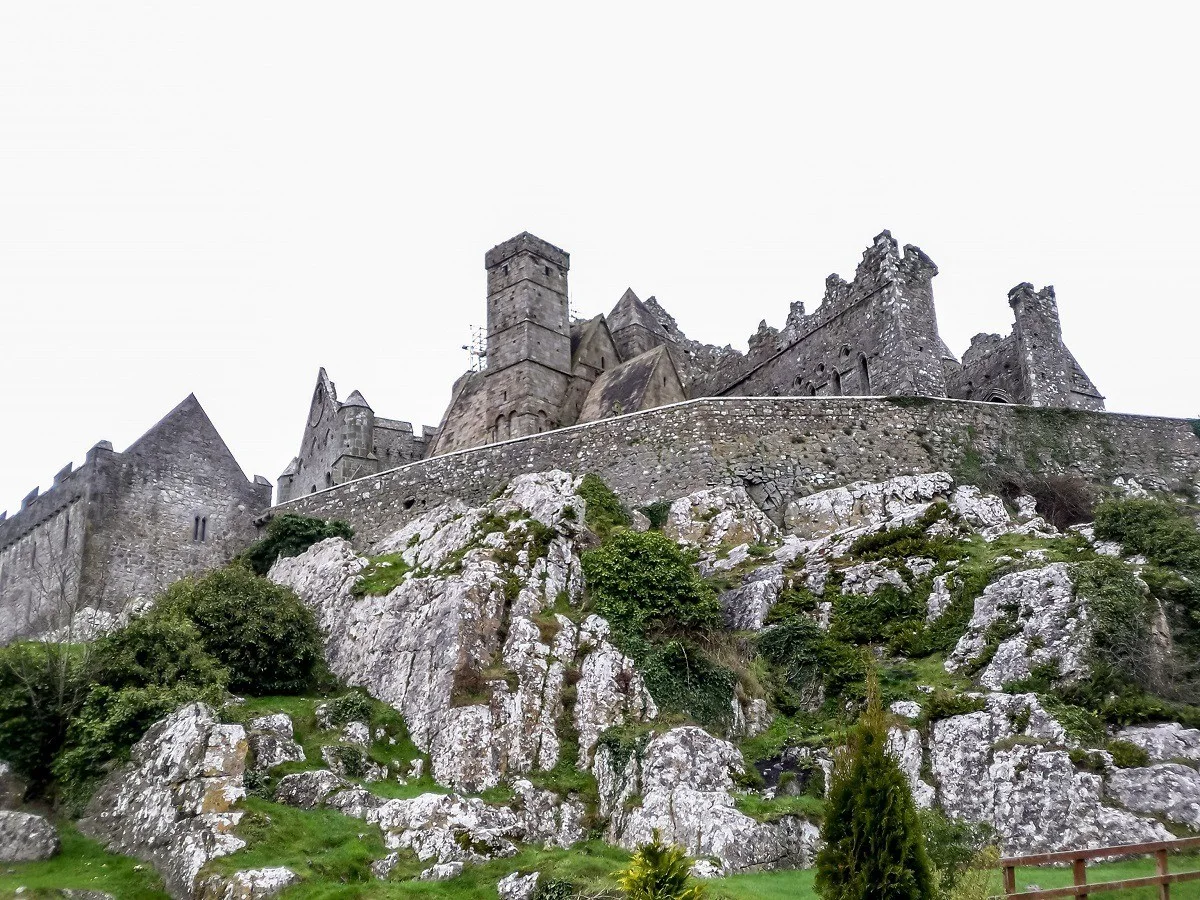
1073,857,1088,900
1156,847,1170,900
1004,864,1016,897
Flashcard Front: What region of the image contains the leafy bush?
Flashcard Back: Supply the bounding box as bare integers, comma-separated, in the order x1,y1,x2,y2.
532,878,579,900
323,690,375,728
53,614,229,800
639,641,735,732
0,642,86,792
1095,497,1200,578
1106,739,1150,768
1074,558,1162,693
757,616,848,713
815,675,934,900
640,501,673,530
576,474,631,539
920,808,996,900
237,514,354,576
157,567,325,694
582,531,721,639
830,586,926,647
617,830,706,899
921,690,987,726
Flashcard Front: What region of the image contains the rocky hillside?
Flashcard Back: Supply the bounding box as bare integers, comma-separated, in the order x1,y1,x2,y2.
7,469,1199,898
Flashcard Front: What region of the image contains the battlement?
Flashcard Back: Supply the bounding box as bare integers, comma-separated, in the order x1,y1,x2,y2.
484,232,570,270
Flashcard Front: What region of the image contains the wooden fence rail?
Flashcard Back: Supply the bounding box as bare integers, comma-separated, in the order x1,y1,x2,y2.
998,836,1200,899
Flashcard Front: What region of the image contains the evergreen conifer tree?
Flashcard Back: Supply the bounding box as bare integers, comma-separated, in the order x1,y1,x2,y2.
815,673,935,900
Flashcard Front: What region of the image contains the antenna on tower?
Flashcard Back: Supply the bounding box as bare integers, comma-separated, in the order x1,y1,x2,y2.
461,325,487,372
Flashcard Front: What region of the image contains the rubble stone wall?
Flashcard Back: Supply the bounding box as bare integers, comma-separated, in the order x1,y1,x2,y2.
269,396,1200,547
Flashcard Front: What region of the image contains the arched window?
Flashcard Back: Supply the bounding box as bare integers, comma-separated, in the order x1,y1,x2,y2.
857,354,871,394
831,369,842,396
200,517,207,541
193,515,201,542
495,414,509,442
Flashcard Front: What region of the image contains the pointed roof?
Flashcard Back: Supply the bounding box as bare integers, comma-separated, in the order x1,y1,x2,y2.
577,345,685,424
607,288,661,333
342,390,371,409
124,394,252,483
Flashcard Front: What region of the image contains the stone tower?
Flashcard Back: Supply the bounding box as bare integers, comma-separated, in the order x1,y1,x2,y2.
1009,282,1072,407
484,232,572,441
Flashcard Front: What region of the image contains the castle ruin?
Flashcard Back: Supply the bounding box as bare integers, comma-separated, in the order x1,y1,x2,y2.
0,395,271,641
278,230,1103,501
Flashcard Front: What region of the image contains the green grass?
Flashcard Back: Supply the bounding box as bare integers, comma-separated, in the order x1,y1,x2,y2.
204,797,388,884
733,791,823,823
710,868,815,899
0,822,170,899
351,553,411,597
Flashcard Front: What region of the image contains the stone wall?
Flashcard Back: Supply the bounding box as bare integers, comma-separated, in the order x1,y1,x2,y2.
0,455,94,642
0,395,271,641
268,396,1200,548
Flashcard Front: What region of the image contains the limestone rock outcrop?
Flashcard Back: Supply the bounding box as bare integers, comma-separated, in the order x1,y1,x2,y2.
270,472,654,792
0,810,60,862
197,868,299,900
79,703,248,899
602,726,820,874
946,564,1088,689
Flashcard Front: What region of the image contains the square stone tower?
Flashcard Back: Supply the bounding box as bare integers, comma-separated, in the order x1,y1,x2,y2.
484,232,572,441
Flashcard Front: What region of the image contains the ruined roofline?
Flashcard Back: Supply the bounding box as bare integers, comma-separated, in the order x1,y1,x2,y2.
267,394,1172,513
0,441,112,552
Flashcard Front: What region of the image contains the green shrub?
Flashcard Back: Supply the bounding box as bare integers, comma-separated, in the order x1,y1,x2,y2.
90,612,229,693
237,514,354,576
582,531,720,640
640,501,673,530
919,808,995,900
830,586,926,647
52,614,230,801
1106,739,1150,768
576,474,631,539
1074,557,1161,693
0,642,87,793
532,878,579,900
922,691,987,725
757,617,834,713
323,690,375,728
157,567,325,694
640,641,735,732
815,674,934,900
1094,499,1193,563
616,830,705,899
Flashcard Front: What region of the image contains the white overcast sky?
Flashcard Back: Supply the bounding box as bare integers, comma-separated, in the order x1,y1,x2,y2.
2,2,1198,513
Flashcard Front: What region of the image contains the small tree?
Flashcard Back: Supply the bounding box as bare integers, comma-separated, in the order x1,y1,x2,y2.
617,830,706,900
815,673,935,900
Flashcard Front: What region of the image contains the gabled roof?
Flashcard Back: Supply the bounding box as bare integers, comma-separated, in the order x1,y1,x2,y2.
607,288,662,333
124,394,252,483
577,345,684,423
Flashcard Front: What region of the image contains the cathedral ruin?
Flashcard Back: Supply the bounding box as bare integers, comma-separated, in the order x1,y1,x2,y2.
277,230,1103,502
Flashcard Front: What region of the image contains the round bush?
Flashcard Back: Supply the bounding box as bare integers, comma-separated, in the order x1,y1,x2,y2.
159,566,325,694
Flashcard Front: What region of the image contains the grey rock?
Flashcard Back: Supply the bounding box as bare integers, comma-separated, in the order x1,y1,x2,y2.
608,726,820,874
419,861,463,881
1107,764,1200,829
0,761,26,809
78,703,247,899
498,871,540,900
947,564,1087,689
1115,723,1200,763
197,867,299,899
274,770,347,809
247,715,304,773
0,810,59,862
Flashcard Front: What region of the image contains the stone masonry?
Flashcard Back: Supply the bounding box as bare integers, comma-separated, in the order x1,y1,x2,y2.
279,229,1103,503
267,396,1199,548
0,395,271,642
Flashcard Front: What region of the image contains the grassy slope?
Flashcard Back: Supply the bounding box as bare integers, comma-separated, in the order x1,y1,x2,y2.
2,830,1196,900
